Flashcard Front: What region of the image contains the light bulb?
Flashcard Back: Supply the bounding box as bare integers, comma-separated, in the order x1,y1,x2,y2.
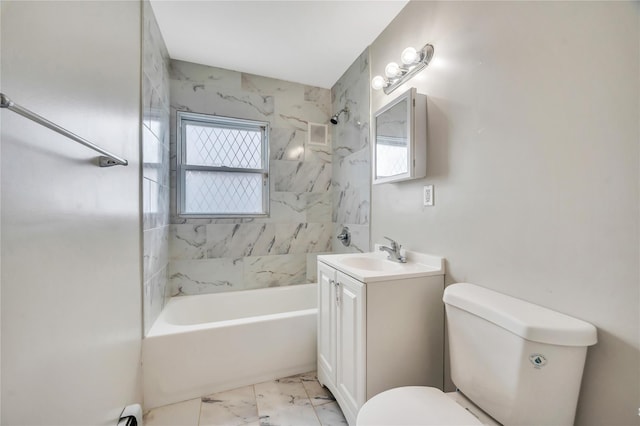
401,47,419,65
371,75,386,91
384,62,402,78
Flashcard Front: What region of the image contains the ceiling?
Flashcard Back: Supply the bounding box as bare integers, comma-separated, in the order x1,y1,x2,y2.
149,1,408,89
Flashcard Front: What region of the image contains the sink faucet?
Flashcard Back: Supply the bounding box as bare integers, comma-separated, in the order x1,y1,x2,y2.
379,237,407,263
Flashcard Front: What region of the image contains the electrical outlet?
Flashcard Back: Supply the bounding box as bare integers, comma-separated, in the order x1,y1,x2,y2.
423,185,434,206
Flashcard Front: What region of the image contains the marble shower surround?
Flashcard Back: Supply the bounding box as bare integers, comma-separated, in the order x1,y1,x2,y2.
142,0,171,335
169,60,333,295
331,49,371,254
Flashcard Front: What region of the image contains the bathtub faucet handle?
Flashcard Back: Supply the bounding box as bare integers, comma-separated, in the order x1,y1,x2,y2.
337,226,351,247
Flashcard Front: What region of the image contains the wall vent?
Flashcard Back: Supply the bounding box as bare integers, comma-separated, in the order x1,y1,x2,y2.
308,122,328,146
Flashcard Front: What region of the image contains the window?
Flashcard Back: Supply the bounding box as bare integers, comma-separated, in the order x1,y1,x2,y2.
177,111,269,217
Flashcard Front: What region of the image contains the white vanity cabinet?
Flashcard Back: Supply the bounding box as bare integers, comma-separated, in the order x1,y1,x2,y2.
317,261,338,384
317,252,445,425
318,262,366,422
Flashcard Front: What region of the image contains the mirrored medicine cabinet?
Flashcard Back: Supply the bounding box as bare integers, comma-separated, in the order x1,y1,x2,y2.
373,87,427,184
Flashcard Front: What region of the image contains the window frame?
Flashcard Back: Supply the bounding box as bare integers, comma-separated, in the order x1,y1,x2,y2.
176,110,270,219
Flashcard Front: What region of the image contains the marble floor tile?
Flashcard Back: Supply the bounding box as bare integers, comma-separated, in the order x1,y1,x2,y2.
257,404,321,426
254,375,310,408
255,376,320,426
143,371,347,426
314,401,348,426
143,398,201,426
299,372,336,406
199,385,259,426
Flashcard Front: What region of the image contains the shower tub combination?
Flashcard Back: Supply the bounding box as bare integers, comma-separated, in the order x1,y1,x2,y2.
143,283,318,409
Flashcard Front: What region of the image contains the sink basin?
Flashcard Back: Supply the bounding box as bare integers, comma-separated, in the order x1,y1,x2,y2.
318,248,444,283
338,256,403,272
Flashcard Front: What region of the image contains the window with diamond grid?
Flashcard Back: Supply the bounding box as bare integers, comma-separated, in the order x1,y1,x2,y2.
177,112,269,217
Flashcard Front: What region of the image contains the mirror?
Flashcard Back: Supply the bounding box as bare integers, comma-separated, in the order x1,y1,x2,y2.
373,87,426,184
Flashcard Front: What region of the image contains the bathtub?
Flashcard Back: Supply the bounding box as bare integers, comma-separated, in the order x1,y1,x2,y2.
143,283,317,409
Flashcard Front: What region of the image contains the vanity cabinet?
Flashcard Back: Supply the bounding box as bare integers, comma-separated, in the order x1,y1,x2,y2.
318,262,366,421
317,261,338,384
317,255,444,425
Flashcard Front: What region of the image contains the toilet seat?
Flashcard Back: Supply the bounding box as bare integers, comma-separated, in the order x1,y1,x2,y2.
356,387,486,426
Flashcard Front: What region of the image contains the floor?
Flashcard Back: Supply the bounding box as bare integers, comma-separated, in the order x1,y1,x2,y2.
143,371,348,426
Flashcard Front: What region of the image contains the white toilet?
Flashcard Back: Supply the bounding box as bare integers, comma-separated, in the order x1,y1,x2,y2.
356,283,597,426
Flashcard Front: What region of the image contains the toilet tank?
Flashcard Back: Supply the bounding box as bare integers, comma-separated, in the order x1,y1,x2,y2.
443,283,597,426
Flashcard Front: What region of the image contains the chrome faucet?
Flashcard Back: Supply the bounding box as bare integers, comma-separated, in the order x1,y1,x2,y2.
379,237,407,263
337,226,351,247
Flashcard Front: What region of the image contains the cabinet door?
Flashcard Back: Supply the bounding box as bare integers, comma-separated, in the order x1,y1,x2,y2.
336,271,366,422
317,262,337,386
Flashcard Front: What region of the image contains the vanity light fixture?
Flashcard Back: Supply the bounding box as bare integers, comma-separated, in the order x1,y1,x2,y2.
371,43,434,94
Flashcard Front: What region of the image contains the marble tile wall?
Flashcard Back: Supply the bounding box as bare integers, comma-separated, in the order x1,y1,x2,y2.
142,1,171,334
331,49,371,253
169,60,332,295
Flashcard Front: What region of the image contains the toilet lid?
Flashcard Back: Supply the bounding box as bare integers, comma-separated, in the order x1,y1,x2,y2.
356,387,484,426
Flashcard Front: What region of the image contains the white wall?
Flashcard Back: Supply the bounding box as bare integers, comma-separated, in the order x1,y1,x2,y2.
1,1,143,424
370,2,639,425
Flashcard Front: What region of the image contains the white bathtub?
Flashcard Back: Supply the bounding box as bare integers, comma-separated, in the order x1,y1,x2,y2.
143,283,318,409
